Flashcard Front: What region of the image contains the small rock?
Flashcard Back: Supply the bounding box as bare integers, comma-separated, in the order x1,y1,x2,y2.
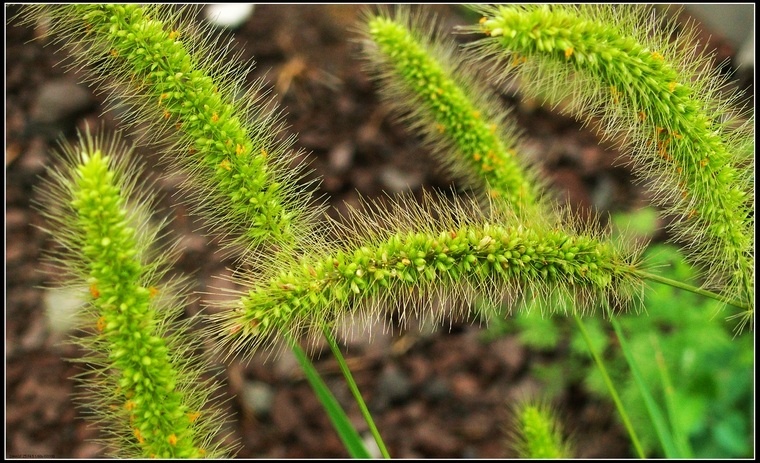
375,365,412,407
379,166,423,193
241,380,275,417
204,4,255,30
28,79,93,139
328,140,354,173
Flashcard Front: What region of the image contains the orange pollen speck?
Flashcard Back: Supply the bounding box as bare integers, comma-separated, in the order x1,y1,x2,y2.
211,112,219,123
236,144,246,156
564,47,574,59
187,411,201,423
163,110,171,120
89,284,100,299
110,49,119,58
219,159,232,171
96,316,106,332
700,158,709,167
149,286,159,298
473,152,482,162
638,111,646,121
169,30,179,40
168,434,178,446
479,17,488,24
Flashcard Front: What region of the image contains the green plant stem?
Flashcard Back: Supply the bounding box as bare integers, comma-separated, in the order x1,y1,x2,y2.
650,333,693,458
610,318,678,458
573,314,645,458
288,336,371,459
636,270,749,311
322,326,390,459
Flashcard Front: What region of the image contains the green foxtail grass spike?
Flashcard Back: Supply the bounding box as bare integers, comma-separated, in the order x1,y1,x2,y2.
461,4,754,329
20,4,325,255
210,192,646,359
507,400,573,458
359,7,547,215
33,128,233,458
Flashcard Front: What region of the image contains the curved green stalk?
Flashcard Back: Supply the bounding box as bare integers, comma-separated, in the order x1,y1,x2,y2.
20,4,323,253
322,327,390,459
464,4,754,327
288,335,372,459
608,318,676,458
33,129,231,458
575,314,646,458
637,270,749,312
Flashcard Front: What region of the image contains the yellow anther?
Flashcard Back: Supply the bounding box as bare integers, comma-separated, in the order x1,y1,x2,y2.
219,159,232,171
89,284,100,299
564,47,574,59
97,316,106,332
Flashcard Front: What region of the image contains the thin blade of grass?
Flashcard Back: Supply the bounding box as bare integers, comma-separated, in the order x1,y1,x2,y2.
610,318,679,458
288,339,372,458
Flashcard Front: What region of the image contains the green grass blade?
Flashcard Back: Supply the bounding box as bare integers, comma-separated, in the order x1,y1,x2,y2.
323,328,390,458
574,315,646,458
610,319,679,458
288,338,372,458
650,333,694,458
